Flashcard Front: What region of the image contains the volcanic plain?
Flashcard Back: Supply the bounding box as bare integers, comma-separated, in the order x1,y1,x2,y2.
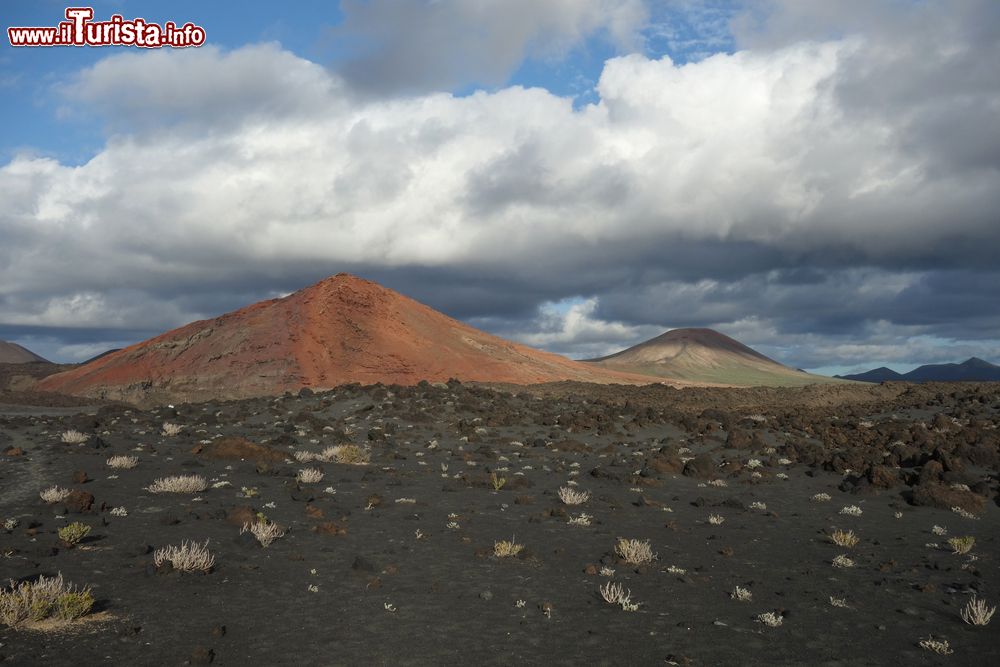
1,379,998,665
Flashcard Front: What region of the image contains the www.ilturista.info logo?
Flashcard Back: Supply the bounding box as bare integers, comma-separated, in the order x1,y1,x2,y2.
7,7,206,48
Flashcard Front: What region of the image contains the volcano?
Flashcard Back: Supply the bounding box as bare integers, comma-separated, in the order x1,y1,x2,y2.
0,340,49,364
584,328,836,387
36,274,664,405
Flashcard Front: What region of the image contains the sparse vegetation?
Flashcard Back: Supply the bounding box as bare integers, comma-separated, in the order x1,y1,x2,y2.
757,611,783,627
60,430,88,444
39,485,71,503
831,554,855,568
948,535,975,555
154,540,215,572
296,468,324,484
490,471,506,491
811,493,832,502
558,486,590,505
493,538,524,558
106,455,139,469
829,529,859,548
146,474,208,494
839,505,863,516
161,422,183,436
599,581,640,611
241,518,285,547
960,597,995,626
57,522,91,546
322,444,370,465
615,538,656,565
0,574,93,629
708,514,725,525
918,637,953,655
730,586,752,601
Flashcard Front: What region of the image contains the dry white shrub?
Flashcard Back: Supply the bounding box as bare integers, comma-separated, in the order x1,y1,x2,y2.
296,468,324,484
39,486,72,503
829,529,860,548
599,581,640,611
109,507,128,517
154,540,215,572
918,637,953,655
951,506,978,520
161,422,183,436
960,597,996,626
745,459,763,469
493,538,524,558
567,513,592,526
558,486,591,505
294,451,318,463
708,514,725,525
0,573,93,628
811,493,832,502
749,501,767,511
106,455,138,469
757,611,783,627
241,519,285,547
146,474,208,494
60,430,88,444
829,596,849,608
707,479,728,488
931,525,948,536
839,505,863,517
615,538,656,565
730,586,752,601
831,554,855,568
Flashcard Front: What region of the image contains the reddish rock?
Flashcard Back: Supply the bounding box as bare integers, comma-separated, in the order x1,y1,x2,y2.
911,483,986,514
649,455,684,474
867,465,899,489
312,521,347,536
71,470,89,484
63,490,94,513
225,506,257,527
2,446,25,456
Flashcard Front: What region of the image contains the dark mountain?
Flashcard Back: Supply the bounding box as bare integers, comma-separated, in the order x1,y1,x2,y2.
837,367,905,382
839,357,1000,383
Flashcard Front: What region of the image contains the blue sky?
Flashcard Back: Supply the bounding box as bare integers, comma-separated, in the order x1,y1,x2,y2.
1,0,998,376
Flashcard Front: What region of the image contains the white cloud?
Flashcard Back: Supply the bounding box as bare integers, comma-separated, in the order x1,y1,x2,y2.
2,0,999,366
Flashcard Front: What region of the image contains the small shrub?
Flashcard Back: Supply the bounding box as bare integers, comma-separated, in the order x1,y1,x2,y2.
829,596,849,608
960,597,995,626
811,493,832,502
831,554,855,568
296,468,324,484
39,486,72,504
57,522,91,546
839,505,863,517
493,538,524,558
918,637,953,655
321,444,370,465
567,513,592,526
154,540,215,572
490,472,506,491
730,586,752,601
106,455,138,469
558,486,590,505
146,474,207,494
757,611,783,627
829,529,859,548
615,538,656,565
161,422,183,436
54,590,94,621
948,535,975,555
60,430,88,444
708,514,725,525
294,450,318,463
241,518,285,547
0,574,92,629
599,581,640,611
749,501,767,511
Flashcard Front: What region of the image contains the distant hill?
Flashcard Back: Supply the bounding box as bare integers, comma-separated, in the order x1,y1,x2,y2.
839,357,1000,383
583,328,839,387
0,340,49,364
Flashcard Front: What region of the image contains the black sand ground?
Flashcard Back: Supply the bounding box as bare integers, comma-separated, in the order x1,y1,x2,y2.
1,381,998,665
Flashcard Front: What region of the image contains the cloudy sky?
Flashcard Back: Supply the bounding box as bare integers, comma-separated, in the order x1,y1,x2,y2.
2,0,999,375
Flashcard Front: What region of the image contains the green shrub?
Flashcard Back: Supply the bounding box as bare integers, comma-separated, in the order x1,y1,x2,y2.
55,590,94,621
58,522,91,546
